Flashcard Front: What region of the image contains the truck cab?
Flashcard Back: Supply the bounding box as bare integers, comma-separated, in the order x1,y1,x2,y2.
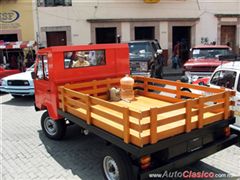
33,44,129,119
128,40,164,78
183,45,232,83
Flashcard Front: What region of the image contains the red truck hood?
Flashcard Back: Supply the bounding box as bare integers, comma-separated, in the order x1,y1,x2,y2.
0,67,20,79
183,58,228,72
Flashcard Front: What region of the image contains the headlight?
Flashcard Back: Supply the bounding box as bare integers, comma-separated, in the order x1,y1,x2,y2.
1,80,7,86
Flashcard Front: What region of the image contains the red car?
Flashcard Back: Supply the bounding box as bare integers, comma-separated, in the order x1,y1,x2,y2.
183,45,232,83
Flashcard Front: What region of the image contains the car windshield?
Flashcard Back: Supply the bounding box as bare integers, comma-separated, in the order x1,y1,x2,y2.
192,48,231,59
129,42,153,60
210,70,236,89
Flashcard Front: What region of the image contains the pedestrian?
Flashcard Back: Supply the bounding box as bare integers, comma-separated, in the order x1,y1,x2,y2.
172,41,181,69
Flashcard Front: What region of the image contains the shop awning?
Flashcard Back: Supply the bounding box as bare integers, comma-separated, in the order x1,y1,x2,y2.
0,41,37,49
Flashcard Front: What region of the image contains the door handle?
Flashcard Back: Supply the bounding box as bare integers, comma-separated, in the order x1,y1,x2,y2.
47,89,51,93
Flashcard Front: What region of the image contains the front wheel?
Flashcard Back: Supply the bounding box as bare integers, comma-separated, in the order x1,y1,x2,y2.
41,111,66,140
102,146,134,180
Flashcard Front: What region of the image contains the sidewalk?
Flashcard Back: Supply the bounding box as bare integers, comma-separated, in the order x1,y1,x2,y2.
163,63,184,77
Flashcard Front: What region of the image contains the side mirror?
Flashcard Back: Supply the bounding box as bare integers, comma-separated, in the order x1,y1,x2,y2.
31,72,36,79
157,49,163,55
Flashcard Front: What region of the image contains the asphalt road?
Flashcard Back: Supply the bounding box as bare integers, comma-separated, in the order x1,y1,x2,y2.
1,93,240,180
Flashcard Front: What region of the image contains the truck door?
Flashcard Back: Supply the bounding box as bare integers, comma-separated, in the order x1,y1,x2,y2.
34,55,50,109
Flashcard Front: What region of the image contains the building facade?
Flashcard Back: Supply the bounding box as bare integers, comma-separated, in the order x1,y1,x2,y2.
35,0,240,59
0,0,35,41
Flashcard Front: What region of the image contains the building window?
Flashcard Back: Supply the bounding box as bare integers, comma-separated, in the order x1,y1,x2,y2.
38,0,72,7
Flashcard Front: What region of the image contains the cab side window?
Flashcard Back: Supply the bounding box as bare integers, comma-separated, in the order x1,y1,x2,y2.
36,55,48,80
64,50,106,69
210,70,236,89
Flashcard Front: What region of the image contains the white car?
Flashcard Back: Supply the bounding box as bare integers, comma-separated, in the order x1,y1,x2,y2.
196,61,240,132
0,65,34,98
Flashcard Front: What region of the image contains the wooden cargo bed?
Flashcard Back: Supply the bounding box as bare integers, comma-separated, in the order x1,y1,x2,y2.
58,76,235,147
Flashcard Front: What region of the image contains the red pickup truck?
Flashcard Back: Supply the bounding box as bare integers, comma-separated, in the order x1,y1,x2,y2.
183,45,232,83
32,44,238,180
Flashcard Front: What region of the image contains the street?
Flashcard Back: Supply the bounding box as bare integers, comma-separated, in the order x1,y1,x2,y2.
1,92,240,180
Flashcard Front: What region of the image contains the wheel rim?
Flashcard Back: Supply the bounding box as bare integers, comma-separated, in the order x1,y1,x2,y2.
44,117,58,136
103,156,119,180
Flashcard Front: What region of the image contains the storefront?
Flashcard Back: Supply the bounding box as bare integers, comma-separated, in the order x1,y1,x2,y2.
0,1,35,42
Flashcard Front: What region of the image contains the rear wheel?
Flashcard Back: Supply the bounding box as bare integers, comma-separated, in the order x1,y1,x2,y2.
41,111,66,140
102,146,134,180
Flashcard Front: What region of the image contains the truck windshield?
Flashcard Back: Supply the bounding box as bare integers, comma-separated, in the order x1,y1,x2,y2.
192,48,231,59
129,42,153,60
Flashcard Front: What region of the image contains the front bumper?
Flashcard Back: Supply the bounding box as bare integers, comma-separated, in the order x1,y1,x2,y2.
0,86,34,96
140,134,238,179
131,71,151,77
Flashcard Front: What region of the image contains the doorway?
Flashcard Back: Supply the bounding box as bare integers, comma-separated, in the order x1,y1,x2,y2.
46,31,67,47
135,27,155,40
0,34,18,42
96,27,117,44
221,25,236,53
172,26,191,64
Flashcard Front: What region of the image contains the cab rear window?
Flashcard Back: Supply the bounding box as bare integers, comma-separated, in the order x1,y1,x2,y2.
64,50,106,69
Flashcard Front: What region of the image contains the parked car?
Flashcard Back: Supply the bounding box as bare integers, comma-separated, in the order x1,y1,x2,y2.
192,60,240,133
128,40,164,78
0,65,35,98
183,45,232,83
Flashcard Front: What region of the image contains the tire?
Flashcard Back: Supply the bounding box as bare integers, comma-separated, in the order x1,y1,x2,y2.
41,111,66,140
102,146,134,180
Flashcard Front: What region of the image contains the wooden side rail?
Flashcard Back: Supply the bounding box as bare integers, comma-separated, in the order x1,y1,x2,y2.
57,77,235,147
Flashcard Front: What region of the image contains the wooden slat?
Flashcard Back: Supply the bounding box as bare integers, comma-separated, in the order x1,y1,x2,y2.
91,117,123,138
185,100,192,132
90,96,123,112
91,106,123,125
86,95,91,125
150,108,158,144
179,91,201,98
157,125,185,141
156,101,186,114
61,88,65,112
224,91,230,120
97,94,109,100
123,107,130,143
157,113,185,126
203,103,224,113
64,77,121,90
81,87,109,96
147,85,177,94
65,105,87,120
201,92,224,103
138,91,181,103
204,113,224,125
176,81,181,99
65,96,88,110
64,88,88,102
198,97,204,128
